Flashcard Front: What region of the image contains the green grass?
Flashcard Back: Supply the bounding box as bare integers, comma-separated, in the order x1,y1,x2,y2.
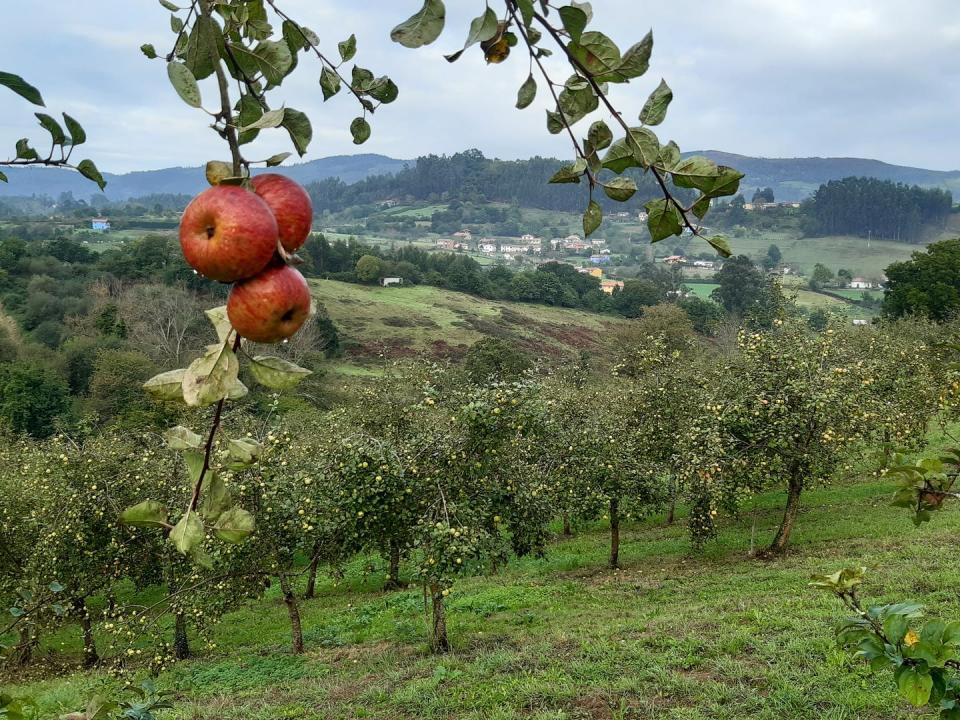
311,279,630,368
683,283,875,319
9,451,960,719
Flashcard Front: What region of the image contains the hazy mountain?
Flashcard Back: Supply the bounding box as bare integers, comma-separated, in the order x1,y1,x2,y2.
0,154,411,201
691,151,960,201
1,150,957,204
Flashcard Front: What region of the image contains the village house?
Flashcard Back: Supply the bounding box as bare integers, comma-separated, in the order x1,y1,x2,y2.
380,277,403,287
564,240,593,251
479,242,497,254
637,211,648,222
577,266,603,278
453,230,472,241
849,277,873,289
91,217,110,231
663,255,686,265
589,255,611,265
692,260,715,269
600,279,624,294
520,233,539,241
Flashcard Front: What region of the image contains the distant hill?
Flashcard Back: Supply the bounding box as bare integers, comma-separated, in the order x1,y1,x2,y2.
1,150,957,205
691,151,960,201
0,154,411,201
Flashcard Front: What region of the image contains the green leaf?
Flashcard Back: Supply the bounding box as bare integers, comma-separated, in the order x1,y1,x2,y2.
691,194,711,220
249,355,312,390
338,34,357,62
227,377,249,400
183,450,205,484
587,120,612,151
0,71,44,106
62,114,85,146
253,40,294,88
896,665,933,706
213,507,255,543
320,66,341,101
0,170,7,183
35,113,65,145
549,158,587,184
185,14,220,81
227,438,263,468
169,511,205,556
281,108,312,156
568,31,621,76
48,581,64,593
582,199,602,237
350,116,371,145
199,473,231,522
300,26,321,47
141,43,158,59
707,235,732,258
167,61,202,108
120,500,169,529
615,31,653,80
236,94,263,145
181,342,239,407
76,159,106,190
657,140,681,169
391,0,446,48
602,176,637,202
671,157,744,198
15,139,38,161
516,75,537,109
601,127,659,172
645,198,683,242
546,110,565,135
367,77,399,104
170,15,184,34
446,7,499,62
143,368,186,401
265,152,291,167
164,425,204,451
557,84,599,126
159,0,179,10
640,79,672,126
239,107,285,132
558,6,589,42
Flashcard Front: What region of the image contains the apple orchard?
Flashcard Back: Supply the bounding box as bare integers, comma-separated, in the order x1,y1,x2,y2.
2,1,960,718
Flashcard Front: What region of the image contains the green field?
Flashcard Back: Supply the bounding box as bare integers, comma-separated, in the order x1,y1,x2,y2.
684,283,875,319
9,439,960,719
311,279,630,370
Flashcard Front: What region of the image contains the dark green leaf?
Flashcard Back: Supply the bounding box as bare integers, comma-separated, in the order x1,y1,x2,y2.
0,170,7,183
515,75,536,109
0,71,44,106
601,126,659,172
446,7,498,62
282,108,312,156
615,31,653,80
640,79,672,126
167,61,202,108
602,176,637,202
185,14,220,81
170,15,184,34
62,113,85,146
657,140,680,169
549,158,587,184
35,113,65,145
707,235,732,258
587,120,612,151
169,511,204,556
159,0,179,10
691,194,711,220
582,199,602,236
15,138,38,161
546,110,565,135
140,43,158,59
350,116,371,145
391,0,446,49
199,473,231,522
320,66,341,101
236,94,263,145
339,34,357,62
367,77,399,104
559,6,588,42
568,31,621,76
252,40,294,88
213,507,255,543
896,665,933,706
645,198,683,242
76,159,106,190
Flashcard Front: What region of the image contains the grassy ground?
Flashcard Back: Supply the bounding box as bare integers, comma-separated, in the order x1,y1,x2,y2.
9,450,960,719
683,282,875,320
311,279,630,371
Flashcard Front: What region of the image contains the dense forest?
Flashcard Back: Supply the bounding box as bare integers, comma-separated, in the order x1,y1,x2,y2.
303,150,684,215
801,176,953,242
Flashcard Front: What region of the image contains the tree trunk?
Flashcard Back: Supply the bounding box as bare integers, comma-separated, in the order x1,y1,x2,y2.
305,541,321,600
13,627,34,666
173,612,190,660
609,498,621,569
766,476,803,556
279,575,305,654
75,598,99,668
430,585,449,653
667,494,677,526
383,541,404,590
562,514,572,537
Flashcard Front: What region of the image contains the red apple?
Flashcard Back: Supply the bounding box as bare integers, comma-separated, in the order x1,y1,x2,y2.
227,264,311,343
179,185,278,282
251,174,313,252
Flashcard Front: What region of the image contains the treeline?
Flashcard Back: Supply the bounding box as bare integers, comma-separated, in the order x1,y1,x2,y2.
305,234,704,320
802,176,953,242
305,149,683,215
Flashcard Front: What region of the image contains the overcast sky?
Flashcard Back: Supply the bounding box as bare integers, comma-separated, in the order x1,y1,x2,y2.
3,1,958,174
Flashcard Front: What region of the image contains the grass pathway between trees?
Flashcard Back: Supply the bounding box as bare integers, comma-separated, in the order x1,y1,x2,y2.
9,474,960,719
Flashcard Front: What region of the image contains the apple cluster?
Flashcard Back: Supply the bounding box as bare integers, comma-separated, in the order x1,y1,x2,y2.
179,174,313,343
